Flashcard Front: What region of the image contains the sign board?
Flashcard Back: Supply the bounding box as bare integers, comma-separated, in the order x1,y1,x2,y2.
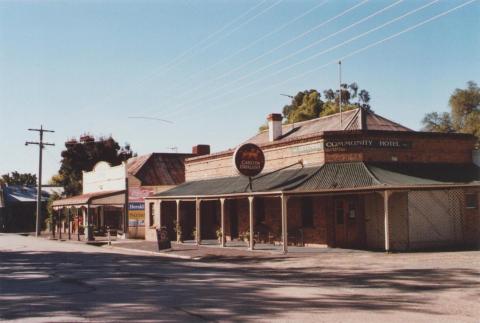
324,139,412,151
127,187,155,227
128,202,145,226
233,143,265,177
83,161,126,194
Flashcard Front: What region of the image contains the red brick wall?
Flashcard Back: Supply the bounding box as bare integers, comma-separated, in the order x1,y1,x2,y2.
185,132,476,181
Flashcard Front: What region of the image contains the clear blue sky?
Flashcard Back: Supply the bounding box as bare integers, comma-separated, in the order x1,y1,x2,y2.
1,0,479,182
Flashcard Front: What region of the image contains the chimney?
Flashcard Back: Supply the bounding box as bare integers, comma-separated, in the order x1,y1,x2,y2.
267,113,282,141
192,144,210,156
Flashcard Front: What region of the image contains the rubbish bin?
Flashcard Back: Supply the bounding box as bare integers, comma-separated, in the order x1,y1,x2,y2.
156,227,171,250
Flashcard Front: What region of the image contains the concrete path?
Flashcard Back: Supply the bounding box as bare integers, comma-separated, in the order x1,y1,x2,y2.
1,233,479,322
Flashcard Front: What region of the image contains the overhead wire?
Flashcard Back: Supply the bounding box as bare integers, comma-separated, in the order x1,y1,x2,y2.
151,0,370,117
167,0,437,118
177,0,477,123
77,0,268,113
139,0,329,116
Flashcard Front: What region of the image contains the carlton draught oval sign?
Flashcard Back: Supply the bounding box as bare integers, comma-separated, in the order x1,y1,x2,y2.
233,143,265,177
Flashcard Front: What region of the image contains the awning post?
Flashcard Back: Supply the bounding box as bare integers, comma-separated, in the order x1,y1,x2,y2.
248,196,254,251
281,194,289,254
220,198,226,247
67,208,71,240
176,199,181,243
196,199,201,245
157,200,162,229
384,190,391,252
86,204,94,241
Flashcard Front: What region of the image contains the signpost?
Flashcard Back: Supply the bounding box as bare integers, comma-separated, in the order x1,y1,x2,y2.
233,143,265,190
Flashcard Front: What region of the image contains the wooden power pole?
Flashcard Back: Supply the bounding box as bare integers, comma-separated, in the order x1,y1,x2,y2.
26,125,55,237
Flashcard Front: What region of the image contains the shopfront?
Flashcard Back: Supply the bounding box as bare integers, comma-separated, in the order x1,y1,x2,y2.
145,108,480,252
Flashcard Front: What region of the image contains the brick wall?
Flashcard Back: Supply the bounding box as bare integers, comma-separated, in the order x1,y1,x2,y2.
185,132,476,181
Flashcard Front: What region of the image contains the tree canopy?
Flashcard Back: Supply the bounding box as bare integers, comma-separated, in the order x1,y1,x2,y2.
422,81,480,143
50,135,134,196
282,83,371,124
0,172,37,186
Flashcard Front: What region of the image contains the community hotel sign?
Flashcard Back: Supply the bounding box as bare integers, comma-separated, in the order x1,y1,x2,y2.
324,139,412,151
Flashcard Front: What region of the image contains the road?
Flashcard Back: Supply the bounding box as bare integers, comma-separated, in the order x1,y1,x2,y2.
1,233,479,322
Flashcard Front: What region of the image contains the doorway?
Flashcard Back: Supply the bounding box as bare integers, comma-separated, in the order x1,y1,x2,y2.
334,197,365,248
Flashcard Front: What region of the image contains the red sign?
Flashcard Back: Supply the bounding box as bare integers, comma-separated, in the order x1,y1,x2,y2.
128,186,154,203
233,143,265,177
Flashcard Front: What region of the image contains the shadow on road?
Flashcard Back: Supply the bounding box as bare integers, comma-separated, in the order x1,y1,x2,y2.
1,250,479,321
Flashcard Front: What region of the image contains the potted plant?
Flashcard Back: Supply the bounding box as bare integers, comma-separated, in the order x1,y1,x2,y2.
243,230,250,246
173,220,182,243
216,227,224,244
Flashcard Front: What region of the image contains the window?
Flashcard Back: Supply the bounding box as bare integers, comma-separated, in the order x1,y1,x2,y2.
255,198,265,225
466,193,478,209
149,202,155,226
301,197,314,228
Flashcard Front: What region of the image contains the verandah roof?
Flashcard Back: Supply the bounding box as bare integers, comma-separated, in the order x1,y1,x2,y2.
153,162,480,199
52,190,126,208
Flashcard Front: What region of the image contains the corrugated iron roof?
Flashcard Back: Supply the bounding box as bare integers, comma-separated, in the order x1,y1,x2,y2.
245,108,412,146
52,190,125,207
2,185,50,204
127,153,194,186
155,162,480,198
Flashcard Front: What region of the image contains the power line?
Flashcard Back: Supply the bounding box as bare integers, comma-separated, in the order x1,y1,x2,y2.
157,0,369,117
140,0,329,116
77,0,268,114
128,116,173,123
178,0,476,123
167,0,437,118
25,125,55,237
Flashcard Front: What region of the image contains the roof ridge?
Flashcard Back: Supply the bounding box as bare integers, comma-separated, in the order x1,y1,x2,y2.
361,162,384,186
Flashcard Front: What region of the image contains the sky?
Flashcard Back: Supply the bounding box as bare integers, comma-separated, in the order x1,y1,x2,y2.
0,0,479,182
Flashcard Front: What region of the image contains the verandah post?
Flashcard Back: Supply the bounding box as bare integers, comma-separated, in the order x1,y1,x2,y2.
220,198,225,247
176,199,181,243
248,196,254,251
281,194,289,254
384,190,391,252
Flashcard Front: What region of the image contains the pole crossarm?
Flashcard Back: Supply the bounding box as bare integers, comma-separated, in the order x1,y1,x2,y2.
25,125,55,237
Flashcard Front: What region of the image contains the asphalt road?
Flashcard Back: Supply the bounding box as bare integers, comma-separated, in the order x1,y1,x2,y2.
1,233,479,322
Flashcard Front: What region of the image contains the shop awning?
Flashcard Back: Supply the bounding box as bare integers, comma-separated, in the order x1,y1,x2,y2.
52,190,126,209
153,162,480,199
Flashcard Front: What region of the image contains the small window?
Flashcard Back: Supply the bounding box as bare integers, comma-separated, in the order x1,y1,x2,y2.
466,193,478,209
149,202,155,226
301,197,314,228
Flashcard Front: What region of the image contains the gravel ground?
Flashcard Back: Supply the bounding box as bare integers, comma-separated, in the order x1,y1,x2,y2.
1,233,479,322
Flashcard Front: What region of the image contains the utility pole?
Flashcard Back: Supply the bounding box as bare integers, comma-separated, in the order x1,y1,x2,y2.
339,60,343,127
26,125,55,237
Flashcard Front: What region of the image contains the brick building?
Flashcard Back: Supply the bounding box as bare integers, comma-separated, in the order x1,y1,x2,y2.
145,108,480,252
52,148,207,240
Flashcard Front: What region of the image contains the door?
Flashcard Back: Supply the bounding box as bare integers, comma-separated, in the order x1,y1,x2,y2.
334,197,364,248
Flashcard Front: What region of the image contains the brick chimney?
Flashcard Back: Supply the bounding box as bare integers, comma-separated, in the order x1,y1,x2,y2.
192,144,210,156
267,113,282,141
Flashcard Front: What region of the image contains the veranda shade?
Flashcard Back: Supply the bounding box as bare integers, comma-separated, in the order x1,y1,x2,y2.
52,190,126,208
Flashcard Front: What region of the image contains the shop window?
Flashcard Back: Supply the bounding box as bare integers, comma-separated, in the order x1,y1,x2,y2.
255,198,265,225
466,193,478,209
149,202,155,226
301,197,314,228
335,200,344,225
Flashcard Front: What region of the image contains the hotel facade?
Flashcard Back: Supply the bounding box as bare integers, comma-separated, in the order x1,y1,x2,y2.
145,108,480,252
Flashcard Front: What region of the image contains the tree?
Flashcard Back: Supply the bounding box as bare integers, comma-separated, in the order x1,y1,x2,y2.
422,81,480,143
51,135,134,196
280,83,371,125
1,171,37,186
